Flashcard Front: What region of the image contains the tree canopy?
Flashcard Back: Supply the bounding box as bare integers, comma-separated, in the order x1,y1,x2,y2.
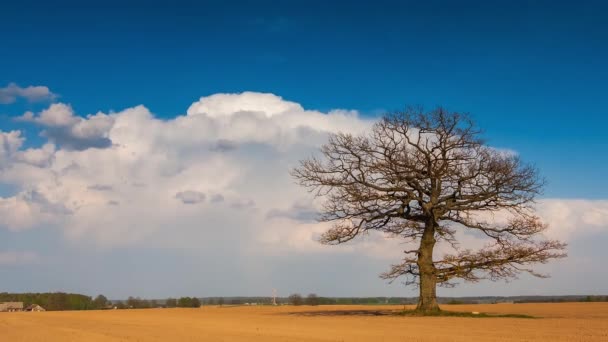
293,107,566,313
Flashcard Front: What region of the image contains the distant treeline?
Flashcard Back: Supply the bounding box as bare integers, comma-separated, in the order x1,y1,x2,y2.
200,295,414,306
513,295,608,304
0,292,104,311
3,293,607,311
199,295,608,305
116,296,201,309
0,293,202,311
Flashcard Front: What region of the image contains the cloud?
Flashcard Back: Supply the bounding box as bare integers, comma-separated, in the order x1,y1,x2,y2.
88,184,113,191
210,139,238,152
0,83,56,104
0,130,24,168
187,92,303,118
175,191,206,204
18,104,114,150
0,92,372,247
0,190,71,231
210,194,225,203
1,91,607,298
538,199,608,240
0,91,606,260
266,200,319,222
20,103,78,127
1,132,55,170
230,198,256,209
15,143,56,168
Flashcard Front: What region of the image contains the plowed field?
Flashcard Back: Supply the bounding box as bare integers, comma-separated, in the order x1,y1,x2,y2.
1,303,607,341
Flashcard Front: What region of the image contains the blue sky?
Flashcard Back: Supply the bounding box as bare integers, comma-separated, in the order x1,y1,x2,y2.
1,1,607,298
3,0,606,197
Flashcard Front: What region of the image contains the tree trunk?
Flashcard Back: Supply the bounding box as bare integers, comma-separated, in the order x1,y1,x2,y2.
416,220,440,314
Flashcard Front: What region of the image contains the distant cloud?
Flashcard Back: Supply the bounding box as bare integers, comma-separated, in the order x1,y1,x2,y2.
186,91,303,118
267,201,319,222
0,130,24,168
210,194,225,203
0,190,71,231
15,143,56,168
539,199,608,240
21,190,73,216
0,83,57,104
1,90,607,299
0,91,607,298
19,103,77,127
175,191,206,204
230,198,256,209
210,139,238,152
0,91,371,244
1,91,604,260
17,103,114,150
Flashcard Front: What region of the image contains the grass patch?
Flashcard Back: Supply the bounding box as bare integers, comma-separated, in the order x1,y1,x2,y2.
395,310,537,319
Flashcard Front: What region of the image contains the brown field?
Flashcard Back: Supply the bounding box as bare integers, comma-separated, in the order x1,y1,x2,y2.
1,303,607,341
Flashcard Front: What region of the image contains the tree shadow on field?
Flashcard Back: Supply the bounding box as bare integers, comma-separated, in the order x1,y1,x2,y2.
286,309,537,319
286,309,397,317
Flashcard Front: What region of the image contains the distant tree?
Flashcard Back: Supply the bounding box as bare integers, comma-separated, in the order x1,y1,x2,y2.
126,296,136,308
93,295,110,309
165,298,177,308
47,292,70,311
177,297,192,307
177,297,200,308
191,297,201,308
218,297,225,306
336,298,353,305
288,293,303,306
293,108,567,314
305,293,320,306
318,297,336,305
115,301,126,309
126,296,153,309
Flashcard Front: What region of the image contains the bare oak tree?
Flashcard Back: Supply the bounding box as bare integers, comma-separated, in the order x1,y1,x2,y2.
292,108,566,314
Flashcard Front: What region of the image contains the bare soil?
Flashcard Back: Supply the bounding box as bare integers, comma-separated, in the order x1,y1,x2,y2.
1,303,607,341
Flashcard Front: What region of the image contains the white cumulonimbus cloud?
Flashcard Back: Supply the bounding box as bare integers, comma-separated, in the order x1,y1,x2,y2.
0,92,371,250
0,91,606,259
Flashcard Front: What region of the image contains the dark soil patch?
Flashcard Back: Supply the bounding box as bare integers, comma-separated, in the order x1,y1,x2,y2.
287,309,397,317
287,309,537,318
